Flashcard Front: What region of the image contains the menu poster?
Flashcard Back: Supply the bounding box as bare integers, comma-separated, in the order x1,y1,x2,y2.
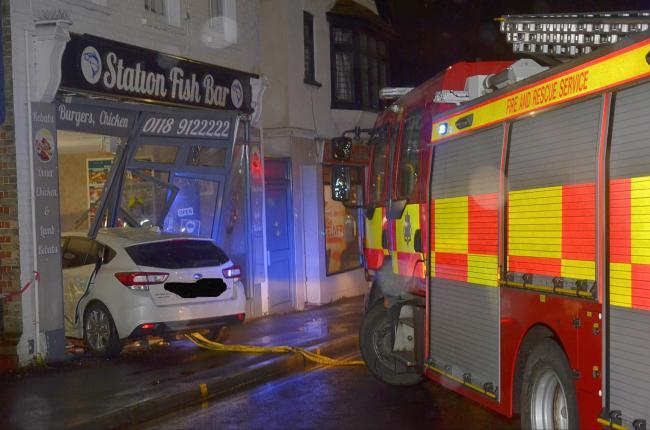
87,158,113,224
31,102,65,360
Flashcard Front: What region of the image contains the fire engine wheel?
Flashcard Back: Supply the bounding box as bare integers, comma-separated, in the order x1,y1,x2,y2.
520,339,579,430
359,301,422,386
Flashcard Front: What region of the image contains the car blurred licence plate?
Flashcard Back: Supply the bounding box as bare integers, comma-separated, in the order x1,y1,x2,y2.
164,278,227,298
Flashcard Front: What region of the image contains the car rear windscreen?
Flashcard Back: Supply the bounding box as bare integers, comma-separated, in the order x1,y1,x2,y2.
125,240,230,269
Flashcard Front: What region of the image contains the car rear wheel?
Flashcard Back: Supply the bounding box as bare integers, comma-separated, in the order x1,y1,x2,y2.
84,302,122,358
360,301,422,386
520,339,579,430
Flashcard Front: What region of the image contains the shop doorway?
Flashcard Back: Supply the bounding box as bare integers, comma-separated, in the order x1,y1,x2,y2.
264,159,294,313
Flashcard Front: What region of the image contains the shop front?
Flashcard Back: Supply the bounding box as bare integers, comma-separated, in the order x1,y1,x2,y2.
23,29,266,361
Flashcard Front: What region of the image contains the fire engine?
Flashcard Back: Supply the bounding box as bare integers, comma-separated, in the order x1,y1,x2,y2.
329,11,650,430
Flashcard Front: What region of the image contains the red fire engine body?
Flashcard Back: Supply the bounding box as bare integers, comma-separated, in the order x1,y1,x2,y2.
338,28,650,430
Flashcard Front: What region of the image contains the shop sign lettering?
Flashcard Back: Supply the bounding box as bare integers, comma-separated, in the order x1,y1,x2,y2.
61,34,254,112
138,112,237,140
31,102,65,349
56,102,137,137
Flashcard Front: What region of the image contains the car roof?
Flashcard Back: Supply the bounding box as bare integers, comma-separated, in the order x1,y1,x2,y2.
62,228,213,248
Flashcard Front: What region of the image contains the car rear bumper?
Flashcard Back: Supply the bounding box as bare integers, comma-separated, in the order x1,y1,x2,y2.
128,313,245,338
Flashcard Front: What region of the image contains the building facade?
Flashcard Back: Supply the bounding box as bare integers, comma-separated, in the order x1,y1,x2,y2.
259,0,390,311
0,0,391,367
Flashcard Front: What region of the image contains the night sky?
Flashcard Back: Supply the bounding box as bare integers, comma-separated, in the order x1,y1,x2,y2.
375,0,650,86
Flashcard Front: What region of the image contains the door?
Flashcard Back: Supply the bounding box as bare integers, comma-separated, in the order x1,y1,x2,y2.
265,159,293,313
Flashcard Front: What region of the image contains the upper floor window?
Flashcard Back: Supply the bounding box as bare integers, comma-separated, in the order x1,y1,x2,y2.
330,26,388,111
143,0,181,27
304,12,317,85
144,0,165,15
209,0,224,18
208,0,238,46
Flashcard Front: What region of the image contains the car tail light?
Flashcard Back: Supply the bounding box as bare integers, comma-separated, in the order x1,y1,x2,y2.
222,265,241,281
114,272,169,291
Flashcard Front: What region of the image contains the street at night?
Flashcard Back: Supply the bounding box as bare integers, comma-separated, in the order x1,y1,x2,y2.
3,1,650,429
142,351,518,430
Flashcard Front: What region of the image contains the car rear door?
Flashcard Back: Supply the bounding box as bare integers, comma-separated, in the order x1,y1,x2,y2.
62,237,100,333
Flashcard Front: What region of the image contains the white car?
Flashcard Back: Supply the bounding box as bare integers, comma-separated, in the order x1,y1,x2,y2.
62,228,246,357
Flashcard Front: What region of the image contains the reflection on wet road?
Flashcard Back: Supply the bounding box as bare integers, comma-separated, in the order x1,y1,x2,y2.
143,352,519,430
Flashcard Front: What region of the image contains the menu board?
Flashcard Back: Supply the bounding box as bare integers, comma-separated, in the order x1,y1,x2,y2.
87,158,113,225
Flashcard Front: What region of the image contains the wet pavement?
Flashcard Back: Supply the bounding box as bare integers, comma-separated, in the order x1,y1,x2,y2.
0,297,363,430
142,351,519,430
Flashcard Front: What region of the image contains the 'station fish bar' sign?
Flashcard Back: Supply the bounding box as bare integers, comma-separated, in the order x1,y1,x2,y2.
61,33,256,112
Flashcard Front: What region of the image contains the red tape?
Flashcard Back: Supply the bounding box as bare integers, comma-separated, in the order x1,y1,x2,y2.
0,272,40,301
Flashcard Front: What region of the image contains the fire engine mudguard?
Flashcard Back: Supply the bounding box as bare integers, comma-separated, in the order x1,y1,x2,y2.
520,338,579,429
359,301,422,386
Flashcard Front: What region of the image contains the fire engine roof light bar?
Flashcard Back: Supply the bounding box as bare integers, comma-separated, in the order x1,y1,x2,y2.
500,11,650,58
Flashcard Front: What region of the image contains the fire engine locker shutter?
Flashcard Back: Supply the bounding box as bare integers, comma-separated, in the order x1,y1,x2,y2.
429,126,502,395
608,81,650,426
507,98,599,289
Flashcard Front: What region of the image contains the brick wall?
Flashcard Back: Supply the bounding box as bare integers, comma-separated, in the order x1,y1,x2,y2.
0,0,21,340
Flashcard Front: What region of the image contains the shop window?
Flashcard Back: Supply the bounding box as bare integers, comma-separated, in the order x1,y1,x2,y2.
134,144,178,164
163,176,220,237
120,169,171,227
323,165,363,275
186,146,227,168
330,26,388,111
396,110,422,200
304,12,317,85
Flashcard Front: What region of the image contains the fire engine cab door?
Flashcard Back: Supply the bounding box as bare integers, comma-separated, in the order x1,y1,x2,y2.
391,110,425,285
428,126,502,398
607,81,650,427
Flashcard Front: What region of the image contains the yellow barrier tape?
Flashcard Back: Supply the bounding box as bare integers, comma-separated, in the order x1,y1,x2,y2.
596,417,628,430
186,332,365,367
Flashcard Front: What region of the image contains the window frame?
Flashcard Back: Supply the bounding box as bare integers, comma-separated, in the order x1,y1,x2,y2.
367,124,390,207
328,17,389,111
208,0,238,45
395,108,424,201
322,164,364,275
143,0,182,28
303,11,321,87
